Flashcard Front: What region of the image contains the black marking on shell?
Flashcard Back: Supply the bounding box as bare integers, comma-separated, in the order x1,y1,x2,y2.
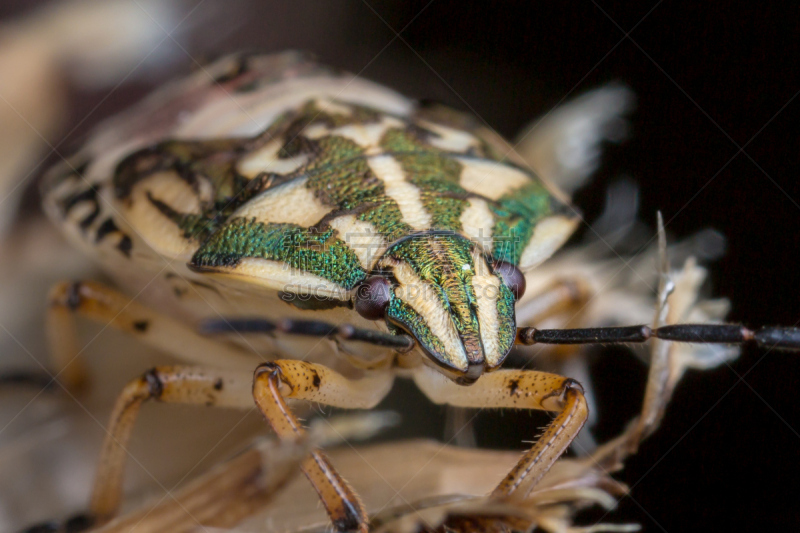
117,235,133,257
94,218,119,242
59,186,97,216
113,146,172,200
78,203,101,230
93,217,133,256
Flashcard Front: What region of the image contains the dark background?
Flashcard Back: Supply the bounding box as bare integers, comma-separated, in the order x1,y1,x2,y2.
3,1,800,530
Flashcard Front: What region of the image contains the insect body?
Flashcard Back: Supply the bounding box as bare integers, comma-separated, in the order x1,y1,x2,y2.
48,51,577,381
37,52,800,532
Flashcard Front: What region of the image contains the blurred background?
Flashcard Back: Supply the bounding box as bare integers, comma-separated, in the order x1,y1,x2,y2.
0,1,799,530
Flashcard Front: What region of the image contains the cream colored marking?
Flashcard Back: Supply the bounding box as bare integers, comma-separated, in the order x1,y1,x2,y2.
417,119,480,153
202,257,349,298
471,250,503,367
368,155,431,230
123,171,203,261
313,98,353,116
459,198,495,252
297,122,331,140
237,139,309,177
64,201,96,227
389,261,468,371
330,118,405,148
232,178,332,227
327,215,386,269
47,173,82,201
303,116,405,149
195,176,215,206
518,215,579,271
458,158,532,200
141,171,202,214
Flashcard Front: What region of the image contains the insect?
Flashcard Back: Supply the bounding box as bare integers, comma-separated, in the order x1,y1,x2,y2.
33,51,800,532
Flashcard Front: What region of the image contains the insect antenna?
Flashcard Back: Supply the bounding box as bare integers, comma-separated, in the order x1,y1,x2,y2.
516,324,800,351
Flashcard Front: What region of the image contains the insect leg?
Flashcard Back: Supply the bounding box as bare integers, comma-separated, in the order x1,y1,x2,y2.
47,280,257,391
252,360,394,533
89,366,254,524
413,366,588,500
513,276,600,452
441,277,593,448
516,323,800,350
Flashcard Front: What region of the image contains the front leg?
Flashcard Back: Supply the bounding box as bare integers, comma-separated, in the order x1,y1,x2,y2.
414,366,588,500
252,361,394,533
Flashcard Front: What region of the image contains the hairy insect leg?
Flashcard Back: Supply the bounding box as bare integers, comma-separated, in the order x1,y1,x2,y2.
443,277,591,449
413,366,588,500
252,360,394,533
515,276,600,452
47,280,257,391
89,366,254,524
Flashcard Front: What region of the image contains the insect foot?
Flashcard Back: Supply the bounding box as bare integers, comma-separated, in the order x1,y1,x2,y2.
252,360,394,532
539,377,585,412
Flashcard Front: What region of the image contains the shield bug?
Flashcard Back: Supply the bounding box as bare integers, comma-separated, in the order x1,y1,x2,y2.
29,51,800,532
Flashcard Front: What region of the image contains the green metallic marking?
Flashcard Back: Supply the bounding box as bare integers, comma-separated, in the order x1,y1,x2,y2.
115,110,301,246
147,193,219,242
318,100,383,127
490,181,554,265
380,128,467,231
279,100,381,158
386,299,448,363
493,282,516,362
301,99,383,128
191,217,366,289
303,135,412,242
476,137,506,162
166,212,215,242
305,135,367,172
387,234,483,366
117,98,383,218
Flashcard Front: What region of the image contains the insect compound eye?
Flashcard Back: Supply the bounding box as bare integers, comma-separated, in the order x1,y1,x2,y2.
493,261,526,300
355,276,391,320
